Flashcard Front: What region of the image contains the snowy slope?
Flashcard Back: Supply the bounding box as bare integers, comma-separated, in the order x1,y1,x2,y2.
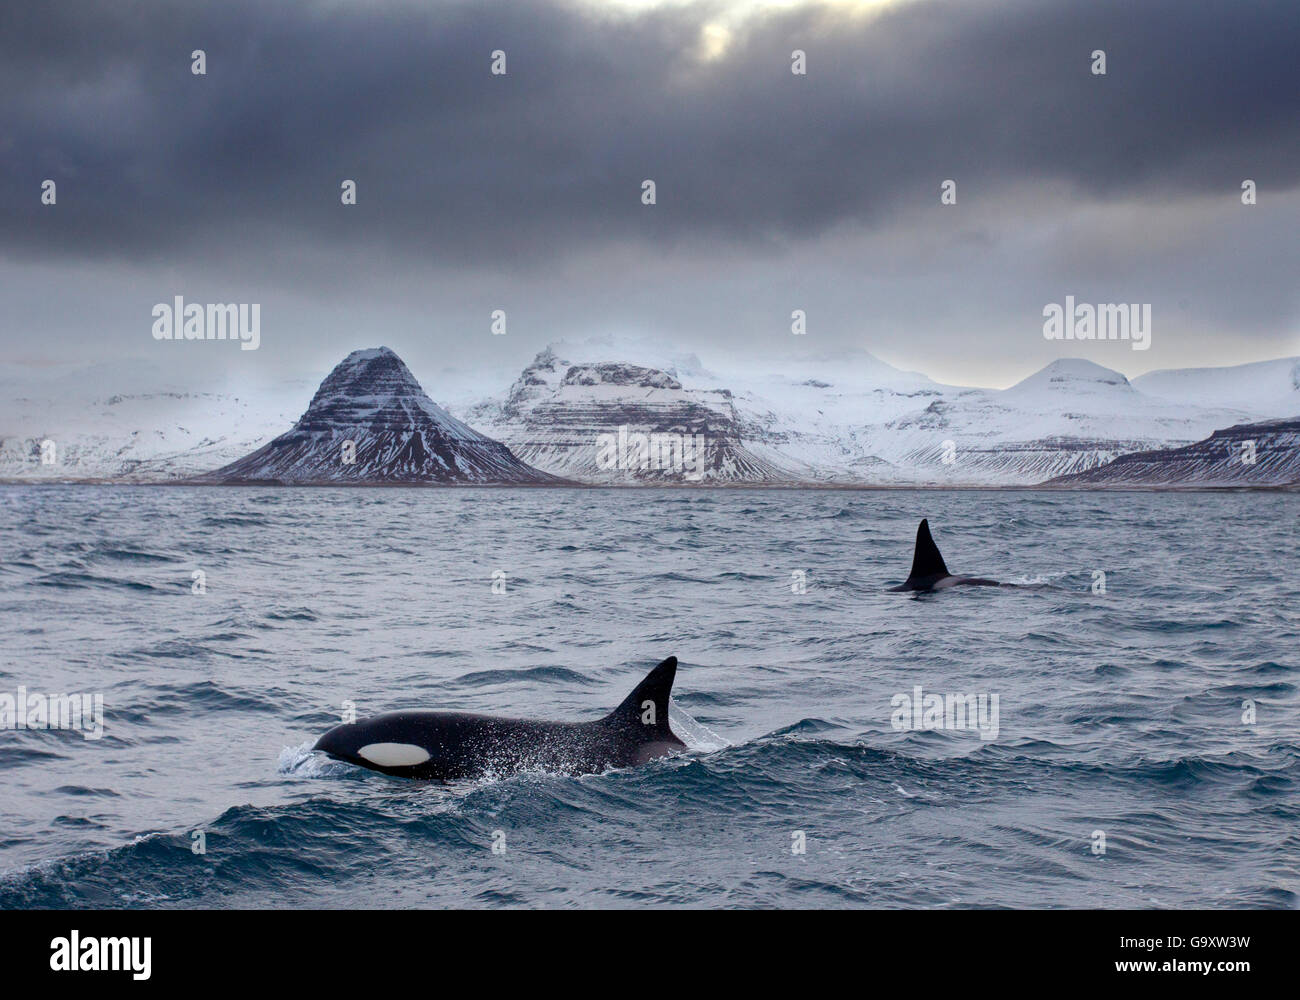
196,347,559,484
1132,357,1300,417
713,353,950,481
0,360,307,482
858,359,1257,484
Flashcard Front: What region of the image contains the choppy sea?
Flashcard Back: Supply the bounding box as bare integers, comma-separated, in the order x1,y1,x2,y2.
0,485,1296,908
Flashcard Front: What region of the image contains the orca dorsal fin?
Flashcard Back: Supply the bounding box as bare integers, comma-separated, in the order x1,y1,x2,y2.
907,518,950,582
605,656,677,733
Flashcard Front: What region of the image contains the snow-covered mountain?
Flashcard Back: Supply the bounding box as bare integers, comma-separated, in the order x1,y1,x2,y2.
196,347,560,485
4,338,1297,487
1047,417,1300,487
1132,357,1300,417
457,347,1271,486
852,359,1256,484
694,351,951,482
0,360,308,482
462,346,797,483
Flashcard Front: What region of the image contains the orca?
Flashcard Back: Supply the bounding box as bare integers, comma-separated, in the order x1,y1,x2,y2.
313,656,687,780
888,519,1003,592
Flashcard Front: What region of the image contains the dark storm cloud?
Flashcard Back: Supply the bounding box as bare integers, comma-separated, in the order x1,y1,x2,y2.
1,0,1297,269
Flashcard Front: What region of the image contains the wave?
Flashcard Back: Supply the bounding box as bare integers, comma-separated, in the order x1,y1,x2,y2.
32,571,170,594
448,665,593,688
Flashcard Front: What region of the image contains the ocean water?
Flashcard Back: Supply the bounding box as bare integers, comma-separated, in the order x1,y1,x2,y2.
0,485,1296,909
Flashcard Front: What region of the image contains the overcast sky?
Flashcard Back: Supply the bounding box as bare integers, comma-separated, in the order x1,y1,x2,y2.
1,0,1297,394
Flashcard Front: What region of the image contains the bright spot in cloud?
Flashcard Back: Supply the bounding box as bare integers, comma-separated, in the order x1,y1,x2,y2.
698,21,733,60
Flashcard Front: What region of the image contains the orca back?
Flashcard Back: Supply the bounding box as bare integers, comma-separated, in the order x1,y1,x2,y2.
314,655,686,780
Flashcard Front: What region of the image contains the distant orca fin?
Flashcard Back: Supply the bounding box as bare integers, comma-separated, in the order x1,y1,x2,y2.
606,656,678,734
907,518,950,582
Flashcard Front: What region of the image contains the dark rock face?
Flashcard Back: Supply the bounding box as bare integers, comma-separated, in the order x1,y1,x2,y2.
561,363,682,390
199,347,561,484
1046,417,1300,487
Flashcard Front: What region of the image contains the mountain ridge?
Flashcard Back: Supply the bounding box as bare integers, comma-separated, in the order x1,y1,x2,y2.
1045,416,1300,488
192,347,563,485
3,341,1296,486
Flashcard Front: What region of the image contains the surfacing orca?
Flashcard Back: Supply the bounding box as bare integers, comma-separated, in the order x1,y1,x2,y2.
314,656,687,780
888,518,1002,592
